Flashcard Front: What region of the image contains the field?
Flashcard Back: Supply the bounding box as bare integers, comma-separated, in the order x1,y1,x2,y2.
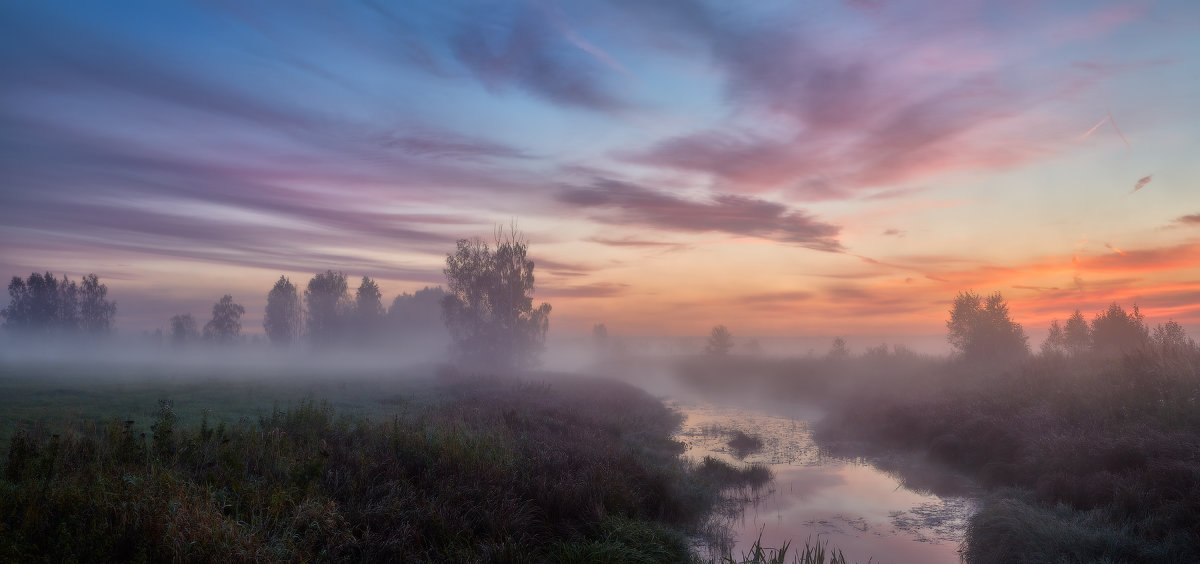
1,360,800,563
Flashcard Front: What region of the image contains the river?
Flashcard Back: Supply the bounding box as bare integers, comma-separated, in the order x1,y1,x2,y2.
671,398,978,563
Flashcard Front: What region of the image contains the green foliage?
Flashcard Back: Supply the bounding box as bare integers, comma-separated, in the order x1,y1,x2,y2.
946,290,1028,363
441,228,552,370
263,275,301,348
0,375,760,562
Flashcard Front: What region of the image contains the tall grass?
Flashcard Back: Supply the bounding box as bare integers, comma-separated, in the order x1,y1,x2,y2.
1,373,771,563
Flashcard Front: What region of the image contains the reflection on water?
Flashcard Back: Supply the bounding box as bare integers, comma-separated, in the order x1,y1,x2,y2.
672,400,975,564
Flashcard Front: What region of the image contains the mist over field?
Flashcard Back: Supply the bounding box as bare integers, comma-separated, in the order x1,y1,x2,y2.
3,1,1200,562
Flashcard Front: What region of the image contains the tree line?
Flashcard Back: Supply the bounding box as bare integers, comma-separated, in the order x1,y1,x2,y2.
3,229,554,370
1,272,116,341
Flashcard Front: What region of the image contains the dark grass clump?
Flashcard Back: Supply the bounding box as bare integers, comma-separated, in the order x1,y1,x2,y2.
726,430,764,460
0,375,761,563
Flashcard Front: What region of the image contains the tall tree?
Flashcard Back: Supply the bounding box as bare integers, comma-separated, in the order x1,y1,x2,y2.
263,275,301,348
1090,303,1149,355
203,295,244,345
79,273,116,337
353,276,385,344
946,290,1028,362
441,229,551,370
0,272,114,340
305,270,349,346
169,313,198,347
1063,309,1090,356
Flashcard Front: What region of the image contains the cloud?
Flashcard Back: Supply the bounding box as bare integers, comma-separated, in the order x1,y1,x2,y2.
559,179,842,251
1176,214,1200,225
882,228,905,237
537,282,629,298
451,4,627,112
1131,174,1153,193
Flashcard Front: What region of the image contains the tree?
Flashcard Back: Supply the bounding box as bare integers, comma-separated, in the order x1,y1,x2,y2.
1063,309,1090,356
353,276,385,344
203,294,244,345
263,275,301,348
169,314,199,347
79,273,116,337
1090,302,1148,356
827,337,849,360
1041,319,1066,356
704,325,734,356
1152,320,1195,356
441,229,552,370
946,290,1028,362
305,270,349,346
2,272,115,341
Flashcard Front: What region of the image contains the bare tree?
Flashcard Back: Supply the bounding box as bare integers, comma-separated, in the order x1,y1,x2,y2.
264,275,301,348
441,228,552,370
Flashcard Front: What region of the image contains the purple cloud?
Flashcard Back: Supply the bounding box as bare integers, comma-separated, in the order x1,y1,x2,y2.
559,179,842,251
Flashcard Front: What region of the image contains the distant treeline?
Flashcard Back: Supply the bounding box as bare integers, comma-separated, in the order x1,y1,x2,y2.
1,272,116,341
162,271,448,350
2,230,552,372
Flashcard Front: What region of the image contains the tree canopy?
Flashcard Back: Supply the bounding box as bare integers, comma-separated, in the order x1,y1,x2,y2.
441,229,551,370
946,290,1028,362
264,276,301,348
203,294,244,345
2,272,115,341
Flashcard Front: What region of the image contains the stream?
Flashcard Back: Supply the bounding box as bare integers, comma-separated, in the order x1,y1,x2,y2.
672,399,978,563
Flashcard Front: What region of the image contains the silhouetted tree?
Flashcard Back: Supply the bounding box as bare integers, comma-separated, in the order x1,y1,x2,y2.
704,325,734,356
1090,302,1148,356
946,290,1028,362
353,276,385,344
1152,320,1195,356
1041,319,1066,356
78,274,116,337
169,314,199,347
305,270,349,347
827,337,850,359
1063,309,1090,356
203,295,244,345
441,229,552,370
2,272,115,341
264,275,301,348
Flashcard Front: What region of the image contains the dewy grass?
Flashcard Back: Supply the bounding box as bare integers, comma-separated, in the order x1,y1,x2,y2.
0,370,777,563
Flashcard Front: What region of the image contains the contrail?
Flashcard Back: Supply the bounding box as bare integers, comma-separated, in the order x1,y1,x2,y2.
1079,116,1107,140
1107,108,1131,149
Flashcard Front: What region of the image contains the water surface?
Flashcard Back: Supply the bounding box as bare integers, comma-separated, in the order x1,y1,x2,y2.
673,400,975,563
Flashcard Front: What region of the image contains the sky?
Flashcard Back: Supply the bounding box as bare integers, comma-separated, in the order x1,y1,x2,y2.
2,0,1199,346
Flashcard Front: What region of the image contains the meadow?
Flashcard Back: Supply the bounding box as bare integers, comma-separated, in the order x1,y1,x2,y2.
0,359,846,563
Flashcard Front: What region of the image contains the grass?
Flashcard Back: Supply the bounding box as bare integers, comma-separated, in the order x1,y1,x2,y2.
0,363,778,563
676,346,1200,562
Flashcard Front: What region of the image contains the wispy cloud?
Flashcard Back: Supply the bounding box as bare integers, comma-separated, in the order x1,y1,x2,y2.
559,179,842,251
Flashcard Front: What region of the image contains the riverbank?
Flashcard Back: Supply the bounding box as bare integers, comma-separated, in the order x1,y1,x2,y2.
674,348,1200,562
0,362,770,562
